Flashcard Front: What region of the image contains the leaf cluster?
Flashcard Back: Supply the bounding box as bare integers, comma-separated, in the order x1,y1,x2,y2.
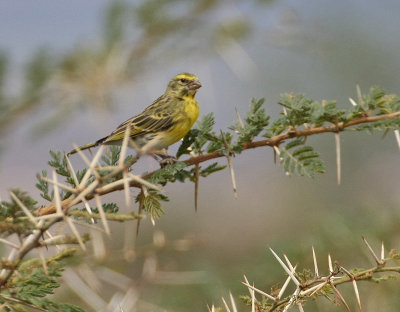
0,189,37,219
229,98,270,153
0,190,38,237
2,85,400,312
177,112,220,157
38,150,90,201
1,249,84,312
280,138,325,177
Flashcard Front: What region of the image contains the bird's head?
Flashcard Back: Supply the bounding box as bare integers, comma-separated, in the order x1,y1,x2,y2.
166,73,202,98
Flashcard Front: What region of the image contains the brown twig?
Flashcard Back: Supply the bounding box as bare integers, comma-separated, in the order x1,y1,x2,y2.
36,110,400,217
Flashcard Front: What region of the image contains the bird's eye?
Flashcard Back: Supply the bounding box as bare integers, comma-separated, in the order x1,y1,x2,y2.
180,78,188,83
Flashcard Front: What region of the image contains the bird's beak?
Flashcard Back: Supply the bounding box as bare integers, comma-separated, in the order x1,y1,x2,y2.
189,80,202,90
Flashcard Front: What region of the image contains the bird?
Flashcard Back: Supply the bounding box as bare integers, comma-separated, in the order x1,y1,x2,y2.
68,73,201,162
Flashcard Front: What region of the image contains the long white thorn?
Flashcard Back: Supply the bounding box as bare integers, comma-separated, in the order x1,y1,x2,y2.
119,123,132,167
52,170,63,216
70,218,106,233
44,231,61,251
300,281,326,296
242,275,258,311
284,254,295,271
356,84,364,107
394,130,400,152
65,152,81,186
39,248,49,276
123,171,131,210
68,147,100,180
221,130,238,199
282,288,300,312
95,195,110,236
69,180,99,207
278,265,297,299
40,177,76,193
328,253,333,273
63,269,106,310
362,236,381,265
330,281,351,312
242,279,275,301
352,279,362,312
221,297,231,312
9,191,38,226
312,246,319,277
229,292,238,312
335,132,341,185
251,283,255,312
349,97,358,107
235,107,244,129
127,172,164,193
66,218,86,251
78,145,104,188
269,248,300,286
0,238,19,249
65,153,96,223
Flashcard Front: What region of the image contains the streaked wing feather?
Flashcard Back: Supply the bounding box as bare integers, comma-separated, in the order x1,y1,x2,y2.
104,95,175,143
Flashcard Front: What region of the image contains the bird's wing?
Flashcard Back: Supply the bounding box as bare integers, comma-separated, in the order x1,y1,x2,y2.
103,95,176,143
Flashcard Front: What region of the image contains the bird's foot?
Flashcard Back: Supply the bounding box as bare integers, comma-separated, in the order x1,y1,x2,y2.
158,156,177,167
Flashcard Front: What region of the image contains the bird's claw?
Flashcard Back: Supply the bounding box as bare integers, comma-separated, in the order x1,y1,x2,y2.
159,156,177,167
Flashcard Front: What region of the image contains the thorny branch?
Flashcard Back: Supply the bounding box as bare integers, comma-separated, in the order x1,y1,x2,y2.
37,110,400,216
234,240,400,312
2,89,400,310
0,136,144,290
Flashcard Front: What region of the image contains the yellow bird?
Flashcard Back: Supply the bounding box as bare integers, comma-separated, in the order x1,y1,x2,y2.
68,73,201,160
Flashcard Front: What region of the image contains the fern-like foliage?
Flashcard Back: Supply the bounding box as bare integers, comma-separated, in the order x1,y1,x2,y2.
230,98,270,152
177,112,220,158
0,190,37,237
2,85,400,311
280,138,325,177
1,249,85,312
143,191,168,219
0,189,37,218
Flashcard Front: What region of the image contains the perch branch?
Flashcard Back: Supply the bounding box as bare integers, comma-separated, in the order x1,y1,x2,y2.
36,110,400,216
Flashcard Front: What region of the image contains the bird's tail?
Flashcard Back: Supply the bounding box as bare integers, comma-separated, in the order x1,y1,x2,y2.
67,137,106,156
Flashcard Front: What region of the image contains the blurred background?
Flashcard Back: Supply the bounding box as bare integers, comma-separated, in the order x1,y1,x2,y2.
1,0,400,311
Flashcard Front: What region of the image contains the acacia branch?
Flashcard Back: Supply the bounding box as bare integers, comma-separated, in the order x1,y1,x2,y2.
37,110,400,216
267,263,400,312
0,217,60,287
243,240,400,312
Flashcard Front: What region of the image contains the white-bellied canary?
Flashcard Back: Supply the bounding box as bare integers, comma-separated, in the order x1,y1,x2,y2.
68,73,201,158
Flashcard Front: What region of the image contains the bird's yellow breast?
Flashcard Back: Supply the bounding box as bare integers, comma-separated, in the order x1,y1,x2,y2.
183,95,200,125
162,96,199,146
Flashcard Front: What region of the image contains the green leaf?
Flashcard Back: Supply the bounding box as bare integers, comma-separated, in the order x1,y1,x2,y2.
36,170,53,202
231,98,270,150
280,140,325,177
6,249,86,311
101,146,121,166
278,93,315,126
176,129,201,158
0,189,38,218
148,161,188,185
195,112,215,133
192,113,218,152
48,150,70,177
142,191,168,219
199,163,227,177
